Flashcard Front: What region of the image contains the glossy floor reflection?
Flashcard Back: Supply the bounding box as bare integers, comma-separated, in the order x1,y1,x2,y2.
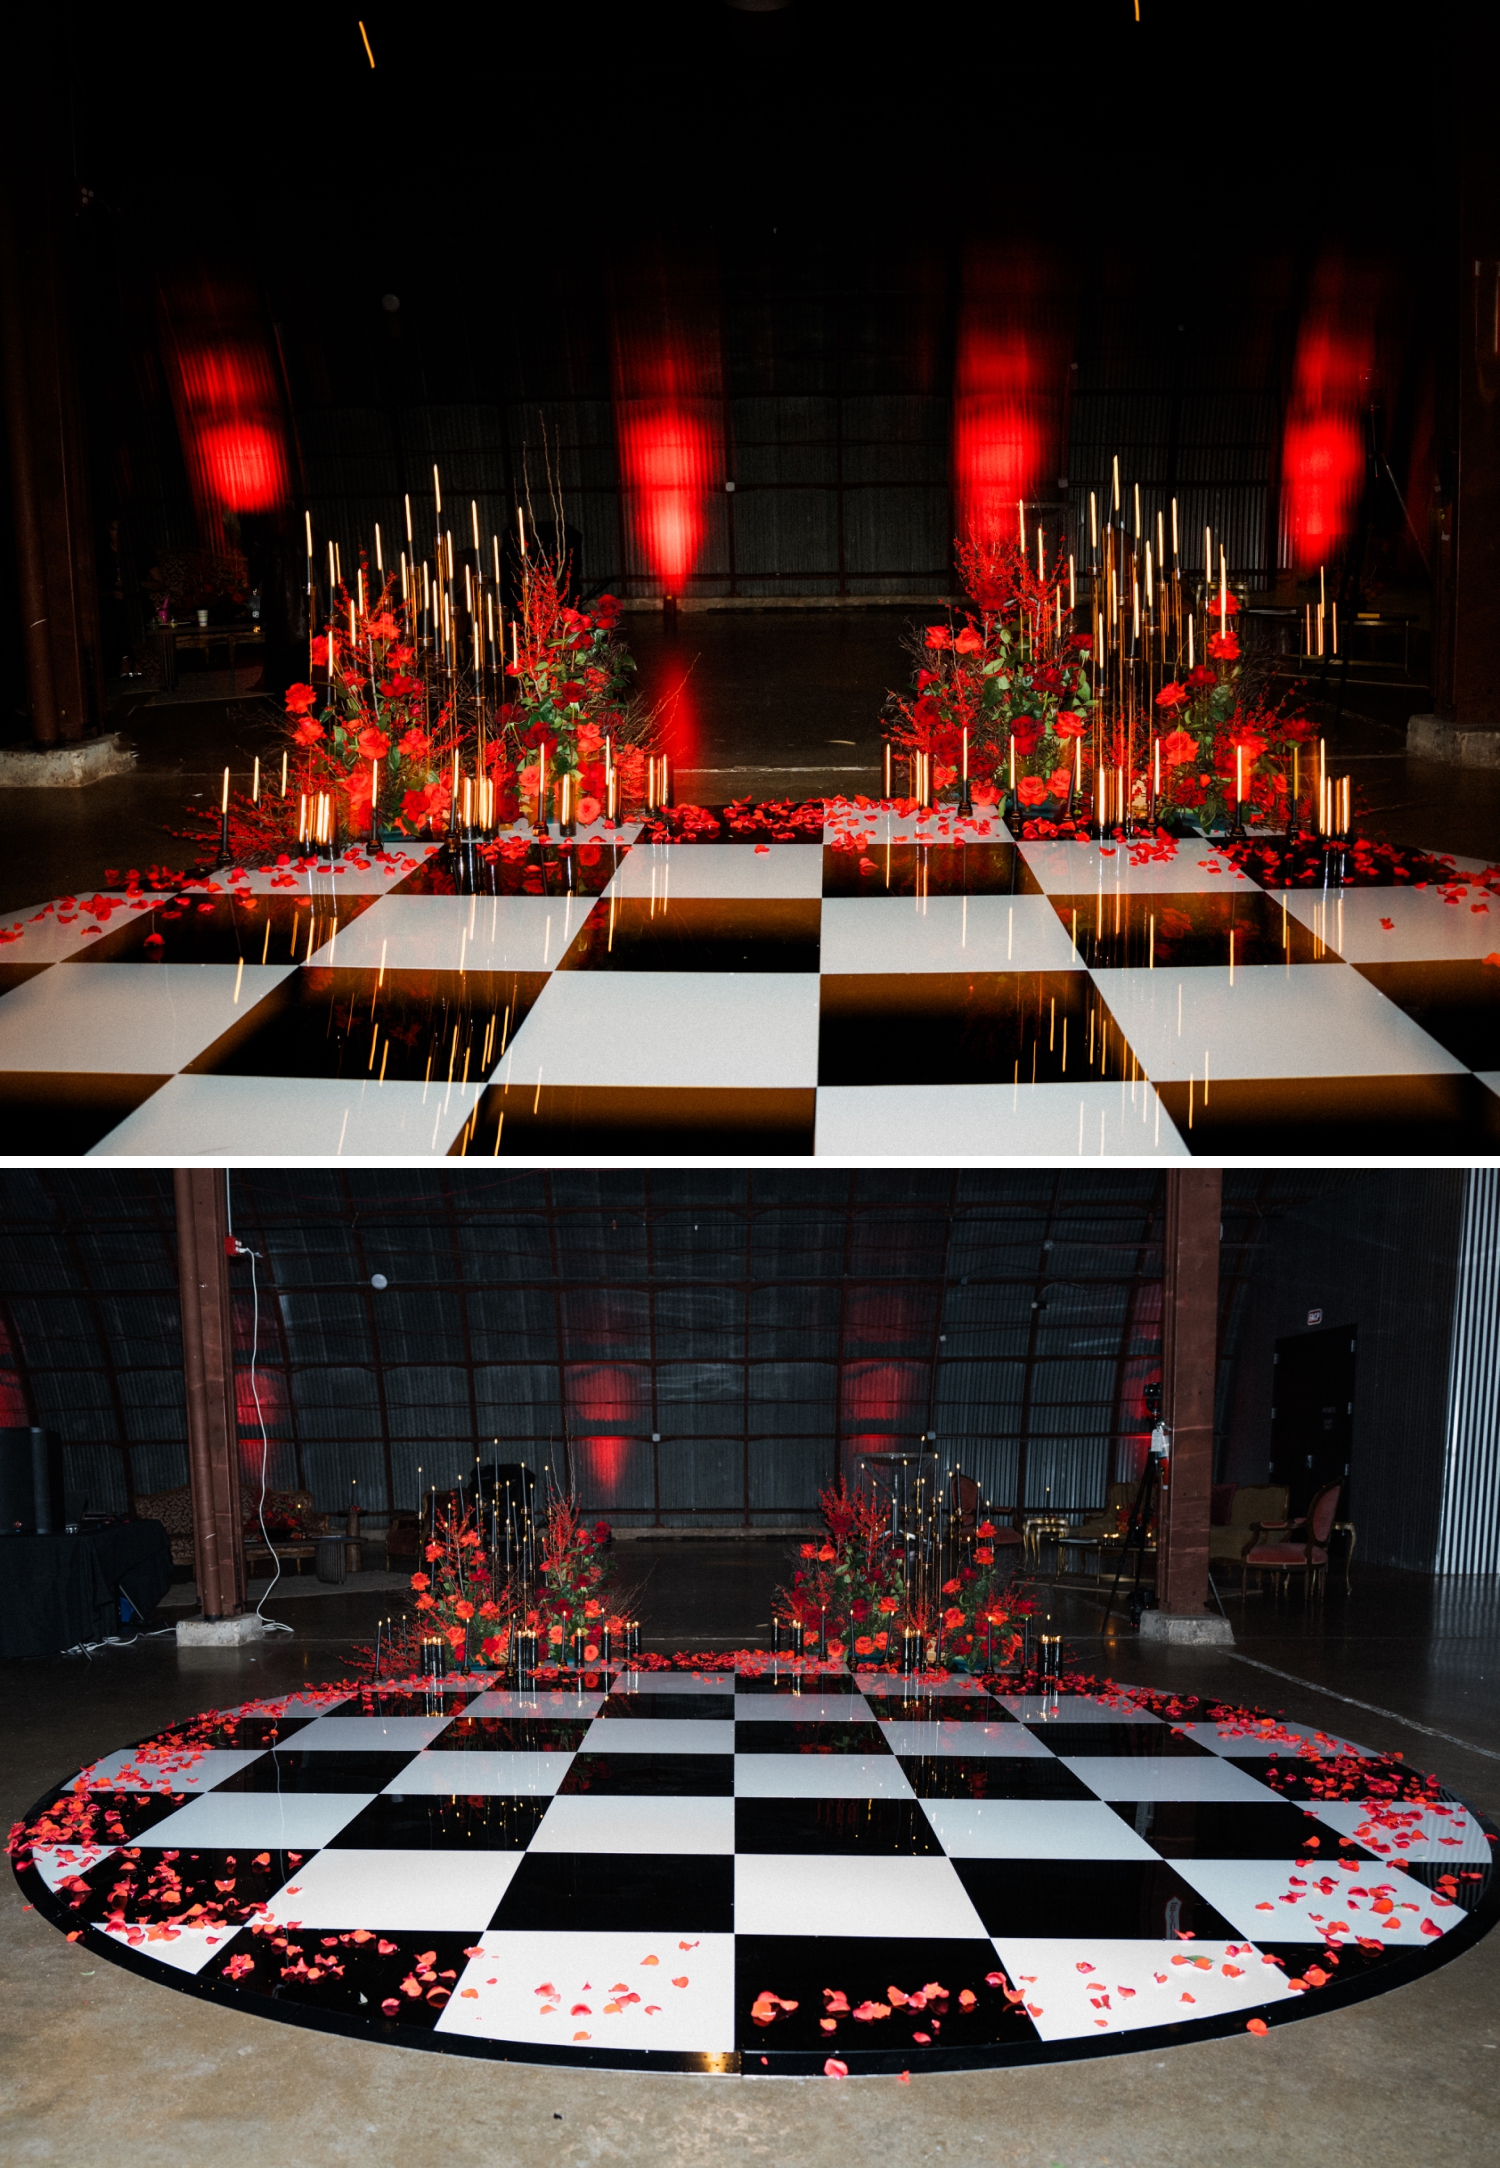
13,1660,1494,2076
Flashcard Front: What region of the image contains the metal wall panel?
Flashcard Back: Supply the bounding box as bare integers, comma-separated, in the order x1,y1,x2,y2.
1436,1171,1500,1573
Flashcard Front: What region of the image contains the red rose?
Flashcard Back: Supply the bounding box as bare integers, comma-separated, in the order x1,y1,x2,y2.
397,727,431,760
1160,728,1198,768
284,682,317,715
954,625,984,655
357,727,391,761
1155,681,1189,709
925,625,953,650
1053,710,1085,739
1208,632,1240,662
1016,774,1048,805
292,718,324,747
1012,718,1042,757
1186,665,1217,691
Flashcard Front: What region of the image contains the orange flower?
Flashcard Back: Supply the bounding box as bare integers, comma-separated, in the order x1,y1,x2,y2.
942,1606,965,1631
877,1595,898,1613
854,1635,875,1656
974,1547,994,1564
414,1593,434,1611
409,1573,430,1591
1160,728,1198,768
454,1600,475,1622
1016,775,1048,806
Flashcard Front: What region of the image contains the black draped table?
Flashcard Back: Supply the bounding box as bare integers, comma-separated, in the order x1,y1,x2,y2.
0,1521,173,1660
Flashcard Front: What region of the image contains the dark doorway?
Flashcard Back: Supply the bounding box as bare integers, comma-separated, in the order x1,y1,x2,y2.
1270,1326,1356,1516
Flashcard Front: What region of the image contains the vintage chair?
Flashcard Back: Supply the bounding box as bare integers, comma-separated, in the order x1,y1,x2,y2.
383,1512,423,1569
1059,1481,1135,1576
1241,1481,1342,1601
950,1471,1023,1554
1208,1484,1290,1568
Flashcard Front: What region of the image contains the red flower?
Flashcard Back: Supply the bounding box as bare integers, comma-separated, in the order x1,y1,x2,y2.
381,673,423,698
942,1606,965,1632
409,1573,430,1591
1208,632,1240,662
1156,681,1189,709
1160,728,1198,768
1016,774,1049,806
284,683,318,715
357,727,391,761
1211,591,1240,615
974,1547,994,1565
397,727,431,761
1186,665,1217,691
1012,718,1043,757
853,1635,875,1655
954,625,984,655
292,718,324,747
593,593,622,628
1053,710,1085,739
925,625,953,650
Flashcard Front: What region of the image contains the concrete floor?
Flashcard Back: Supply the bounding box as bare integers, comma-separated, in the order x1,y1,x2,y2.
4,615,1493,918
3,1549,1497,2168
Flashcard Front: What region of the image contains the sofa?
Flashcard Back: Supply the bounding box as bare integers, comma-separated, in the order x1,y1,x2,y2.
133,1483,329,1574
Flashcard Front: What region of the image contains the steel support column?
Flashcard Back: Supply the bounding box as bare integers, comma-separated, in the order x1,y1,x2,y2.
174,1169,246,1618
1156,1169,1222,1616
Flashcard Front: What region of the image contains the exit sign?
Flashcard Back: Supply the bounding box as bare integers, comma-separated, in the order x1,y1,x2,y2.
1307,1308,1323,1325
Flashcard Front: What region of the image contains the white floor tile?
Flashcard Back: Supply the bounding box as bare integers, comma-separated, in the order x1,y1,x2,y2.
494,975,820,1088
89,1073,485,1157
1277,884,1500,963
1062,1758,1282,1802
1092,963,1466,1081
437,1930,735,2054
462,1691,606,1718
74,1747,265,1793
818,896,1081,974
132,1792,375,1849
605,844,824,900
30,1844,116,1889
879,1722,1061,1759
529,1795,734,1854
815,1080,1187,1158
733,1756,916,1800
1171,1857,1456,1945
306,892,591,973
0,963,295,1074
391,1751,574,1796
734,1695,872,1722
580,1720,736,1755
1020,840,1259,895
102,1920,243,1974
287,1715,456,1750
1309,1800,1493,1864
734,1853,987,1938
923,1798,1159,1860
0,897,140,961
257,1847,521,1930
988,1936,1297,2043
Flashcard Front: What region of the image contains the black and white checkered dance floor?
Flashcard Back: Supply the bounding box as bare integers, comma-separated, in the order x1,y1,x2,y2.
16,1668,1495,2074
3,808,1499,1158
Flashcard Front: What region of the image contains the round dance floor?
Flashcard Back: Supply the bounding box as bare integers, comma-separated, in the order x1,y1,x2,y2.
12,1666,1497,2075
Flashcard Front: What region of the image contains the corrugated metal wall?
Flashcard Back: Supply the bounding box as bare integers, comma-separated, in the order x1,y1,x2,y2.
1220,1173,1465,1571
1436,1171,1500,1573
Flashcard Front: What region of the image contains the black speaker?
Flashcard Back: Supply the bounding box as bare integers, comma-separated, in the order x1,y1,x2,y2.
0,1427,62,1534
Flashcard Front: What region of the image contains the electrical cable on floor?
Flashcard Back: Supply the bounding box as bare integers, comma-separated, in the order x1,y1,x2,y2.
229,1172,293,1638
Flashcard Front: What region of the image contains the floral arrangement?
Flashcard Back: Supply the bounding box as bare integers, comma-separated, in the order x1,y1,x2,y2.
774,1478,1028,1670
499,554,652,826
528,1494,626,1662
1149,592,1319,833
408,1506,514,1668
883,534,1096,828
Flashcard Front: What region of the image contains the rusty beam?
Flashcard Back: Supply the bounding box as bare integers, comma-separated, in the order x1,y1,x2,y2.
1156,1169,1222,1619
174,1169,246,1619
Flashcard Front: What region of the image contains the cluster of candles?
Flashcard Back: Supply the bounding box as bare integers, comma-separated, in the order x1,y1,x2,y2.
1301,566,1341,658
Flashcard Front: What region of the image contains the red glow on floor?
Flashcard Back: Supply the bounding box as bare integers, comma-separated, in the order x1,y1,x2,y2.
1282,312,1369,569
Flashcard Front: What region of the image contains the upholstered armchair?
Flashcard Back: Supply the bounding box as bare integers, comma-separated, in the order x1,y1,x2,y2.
1240,1481,1342,1600
1207,1484,1290,1567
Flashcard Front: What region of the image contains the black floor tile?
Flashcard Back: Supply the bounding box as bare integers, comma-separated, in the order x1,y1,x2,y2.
453,1083,817,1157
1105,1800,1376,1859
734,1797,942,1855
1155,1073,1500,1157
0,961,54,996
865,1696,1012,1723
0,1072,170,1153
255,1926,479,2029
899,1756,1095,1802
1223,1755,1441,1801
65,893,377,966
213,1750,419,1793
818,971,1139,1087
1401,1861,1493,1916
1023,1723,1210,1758
735,1675,866,1697
336,1691,477,1719
734,1720,892,1756
66,1844,304,1926
185,967,548,1083
431,1718,592,1752
1353,959,1500,1070
734,1933,1039,2063
821,843,1043,899
489,1851,734,1932
1049,889,1334,970
324,1792,547,1849
558,1754,735,1797
558,898,821,973
596,1693,737,1721
145,1716,314,1750
954,1857,1239,1939
389,840,627,897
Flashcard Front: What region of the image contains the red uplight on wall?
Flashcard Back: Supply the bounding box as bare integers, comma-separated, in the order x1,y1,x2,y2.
951,250,1069,546
1281,285,1372,571
159,276,291,538
611,271,724,597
